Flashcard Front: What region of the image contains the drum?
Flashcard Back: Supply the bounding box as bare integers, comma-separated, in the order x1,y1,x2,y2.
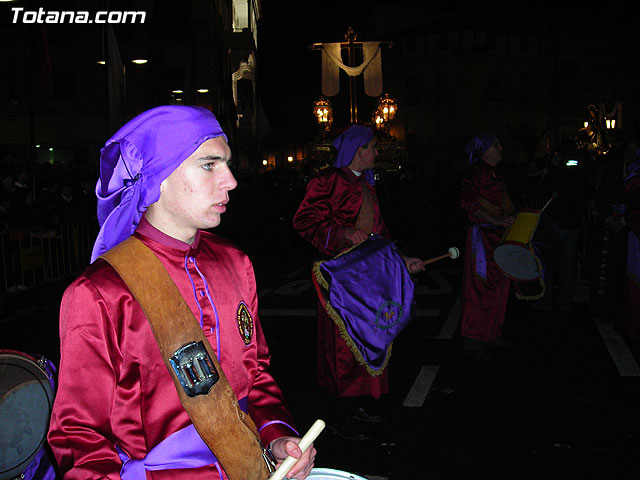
494,210,542,281
312,234,415,375
0,350,58,480
307,468,368,479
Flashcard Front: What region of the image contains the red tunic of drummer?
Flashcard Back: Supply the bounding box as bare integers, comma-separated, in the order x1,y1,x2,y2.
459,135,515,343
294,165,391,398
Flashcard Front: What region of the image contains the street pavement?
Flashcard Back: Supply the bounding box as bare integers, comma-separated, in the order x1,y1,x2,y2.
2,230,640,479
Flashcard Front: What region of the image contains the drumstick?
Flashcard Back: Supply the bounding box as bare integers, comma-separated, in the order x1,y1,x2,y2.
270,419,325,480
540,191,558,213
421,247,459,266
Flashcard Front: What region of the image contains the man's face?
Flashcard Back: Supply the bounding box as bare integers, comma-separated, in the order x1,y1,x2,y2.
357,138,378,171
149,136,237,242
481,140,503,166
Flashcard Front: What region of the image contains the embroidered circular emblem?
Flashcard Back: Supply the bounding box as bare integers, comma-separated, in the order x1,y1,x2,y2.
236,302,253,345
374,301,403,330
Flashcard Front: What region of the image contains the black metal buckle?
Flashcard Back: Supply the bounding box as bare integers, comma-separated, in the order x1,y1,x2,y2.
169,341,219,397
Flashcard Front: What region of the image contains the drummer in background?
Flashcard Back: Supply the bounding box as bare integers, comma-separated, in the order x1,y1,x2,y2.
459,132,516,357
293,124,424,441
614,145,640,341
47,106,315,479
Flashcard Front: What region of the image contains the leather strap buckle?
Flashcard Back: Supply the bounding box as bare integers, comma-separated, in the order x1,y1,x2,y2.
169,341,219,397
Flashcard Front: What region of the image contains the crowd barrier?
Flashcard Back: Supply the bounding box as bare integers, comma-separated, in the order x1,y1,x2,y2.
0,218,98,295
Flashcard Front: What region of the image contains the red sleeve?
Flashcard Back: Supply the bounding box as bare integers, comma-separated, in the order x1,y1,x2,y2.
243,256,298,446
460,174,483,219
47,276,123,479
460,165,506,223
293,172,349,255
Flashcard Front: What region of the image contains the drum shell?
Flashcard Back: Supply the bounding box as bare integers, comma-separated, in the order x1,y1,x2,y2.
0,350,56,480
503,211,540,245
495,210,542,281
495,213,561,285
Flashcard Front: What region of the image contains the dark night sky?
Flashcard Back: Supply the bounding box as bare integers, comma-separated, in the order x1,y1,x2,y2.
257,1,392,141
256,2,639,144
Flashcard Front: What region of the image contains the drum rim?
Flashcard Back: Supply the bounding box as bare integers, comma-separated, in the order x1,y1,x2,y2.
0,350,54,479
308,467,369,479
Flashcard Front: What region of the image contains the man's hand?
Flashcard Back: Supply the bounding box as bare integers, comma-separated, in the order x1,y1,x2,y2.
403,256,426,274
495,214,516,228
344,227,368,246
270,436,316,479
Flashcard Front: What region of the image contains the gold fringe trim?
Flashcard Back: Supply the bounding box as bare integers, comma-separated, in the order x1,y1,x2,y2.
312,259,391,377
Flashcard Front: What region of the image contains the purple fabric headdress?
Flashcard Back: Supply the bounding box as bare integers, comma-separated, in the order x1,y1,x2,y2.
464,132,497,164
90,105,227,262
332,125,376,185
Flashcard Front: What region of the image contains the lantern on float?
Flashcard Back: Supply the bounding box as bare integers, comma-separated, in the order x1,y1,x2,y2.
313,96,333,128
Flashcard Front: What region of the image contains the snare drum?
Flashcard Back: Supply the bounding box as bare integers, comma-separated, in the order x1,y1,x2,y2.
0,350,58,480
494,210,541,281
307,468,368,479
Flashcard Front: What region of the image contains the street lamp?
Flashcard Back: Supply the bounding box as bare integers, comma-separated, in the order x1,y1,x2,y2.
313,96,333,129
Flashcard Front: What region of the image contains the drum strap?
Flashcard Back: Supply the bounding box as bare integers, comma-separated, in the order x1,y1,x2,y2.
100,236,271,480
354,178,374,236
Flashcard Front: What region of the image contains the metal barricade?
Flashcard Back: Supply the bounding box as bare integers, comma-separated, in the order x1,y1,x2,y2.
0,218,98,294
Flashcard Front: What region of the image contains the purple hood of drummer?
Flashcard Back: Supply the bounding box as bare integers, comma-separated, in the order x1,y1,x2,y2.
465,132,497,165
90,105,227,263
332,124,376,185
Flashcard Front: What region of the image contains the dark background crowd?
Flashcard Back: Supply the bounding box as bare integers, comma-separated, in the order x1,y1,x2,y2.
2,135,634,329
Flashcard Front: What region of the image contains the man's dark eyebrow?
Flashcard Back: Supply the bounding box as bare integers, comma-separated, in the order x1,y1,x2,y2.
196,154,231,162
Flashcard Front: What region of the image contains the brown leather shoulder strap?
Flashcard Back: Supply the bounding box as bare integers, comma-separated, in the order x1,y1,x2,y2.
101,236,270,480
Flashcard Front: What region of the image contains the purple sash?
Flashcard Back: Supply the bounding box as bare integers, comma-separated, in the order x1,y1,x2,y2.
22,448,58,480
116,398,297,480
472,224,488,280
117,397,248,480
313,234,415,374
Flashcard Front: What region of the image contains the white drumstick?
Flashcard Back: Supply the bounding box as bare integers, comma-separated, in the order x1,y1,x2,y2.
270,419,325,480
422,246,459,266
540,191,558,213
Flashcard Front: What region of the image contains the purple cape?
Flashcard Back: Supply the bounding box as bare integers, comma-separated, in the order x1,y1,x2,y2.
91,105,227,262
332,125,376,185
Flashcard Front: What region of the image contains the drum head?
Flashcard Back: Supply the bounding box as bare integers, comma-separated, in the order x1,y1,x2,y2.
308,468,369,480
494,244,540,281
0,352,55,480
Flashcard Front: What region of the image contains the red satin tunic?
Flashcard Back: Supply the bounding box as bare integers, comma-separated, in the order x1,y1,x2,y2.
459,161,511,342
293,166,390,256
47,217,296,479
293,167,391,398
